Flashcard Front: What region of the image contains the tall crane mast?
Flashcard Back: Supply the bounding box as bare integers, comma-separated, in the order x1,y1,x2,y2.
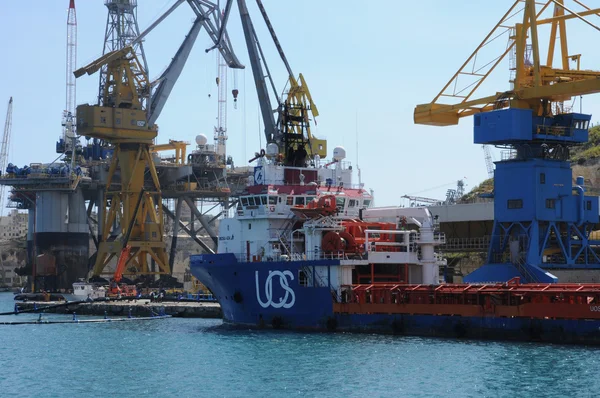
215,52,228,164
237,0,326,166
99,0,148,110
415,0,600,283
57,0,77,155
1,98,13,215
482,145,494,179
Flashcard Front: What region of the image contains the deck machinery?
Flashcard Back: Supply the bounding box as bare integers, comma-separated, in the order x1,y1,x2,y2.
415,0,600,283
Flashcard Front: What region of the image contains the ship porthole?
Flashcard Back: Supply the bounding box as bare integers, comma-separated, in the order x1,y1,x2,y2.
233,291,243,303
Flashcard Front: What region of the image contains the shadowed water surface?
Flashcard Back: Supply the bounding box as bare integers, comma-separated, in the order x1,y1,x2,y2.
0,293,598,397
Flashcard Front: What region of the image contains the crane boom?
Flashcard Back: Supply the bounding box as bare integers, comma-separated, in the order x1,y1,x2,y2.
0,97,12,215
187,0,244,69
237,0,278,143
148,18,204,126
235,0,326,165
414,0,600,126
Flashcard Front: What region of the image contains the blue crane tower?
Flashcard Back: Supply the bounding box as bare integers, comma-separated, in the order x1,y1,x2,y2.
414,0,600,283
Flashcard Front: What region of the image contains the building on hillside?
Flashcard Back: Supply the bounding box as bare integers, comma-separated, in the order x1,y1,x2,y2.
0,210,28,287
0,209,28,240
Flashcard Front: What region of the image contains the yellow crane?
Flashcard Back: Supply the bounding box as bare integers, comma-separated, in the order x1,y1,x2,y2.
414,0,600,126
150,140,189,165
75,46,169,278
240,0,326,165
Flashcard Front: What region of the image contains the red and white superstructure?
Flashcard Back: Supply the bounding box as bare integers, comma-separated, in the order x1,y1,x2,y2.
218,145,447,288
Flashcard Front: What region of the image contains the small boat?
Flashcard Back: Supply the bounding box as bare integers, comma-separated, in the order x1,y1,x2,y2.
72,281,106,300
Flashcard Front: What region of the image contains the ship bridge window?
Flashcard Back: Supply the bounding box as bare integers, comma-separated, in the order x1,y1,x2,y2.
261,196,267,205
363,199,371,208
286,196,294,206
348,199,357,208
248,197,256,206
241,197,249,206
306,196,316,204
295,197,305,206
268,196,277,205
336,197,346,210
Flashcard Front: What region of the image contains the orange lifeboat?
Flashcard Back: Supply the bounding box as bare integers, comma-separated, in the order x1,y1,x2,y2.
291,194,337,218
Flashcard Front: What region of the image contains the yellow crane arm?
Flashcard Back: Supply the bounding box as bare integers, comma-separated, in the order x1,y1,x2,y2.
150,140,189,164
414,0,600,126
74,47,133,78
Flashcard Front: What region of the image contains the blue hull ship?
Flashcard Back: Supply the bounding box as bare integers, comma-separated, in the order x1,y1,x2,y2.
189,158,600,345
190,253,600,344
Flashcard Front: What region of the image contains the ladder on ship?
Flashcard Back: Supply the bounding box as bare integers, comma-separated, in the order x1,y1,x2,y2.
514,257,539,283
277,215,296,255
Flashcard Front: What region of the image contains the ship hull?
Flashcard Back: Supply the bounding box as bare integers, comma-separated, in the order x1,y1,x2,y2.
190,254,600,345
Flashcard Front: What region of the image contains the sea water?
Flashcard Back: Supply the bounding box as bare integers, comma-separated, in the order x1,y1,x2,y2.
0,292,599,397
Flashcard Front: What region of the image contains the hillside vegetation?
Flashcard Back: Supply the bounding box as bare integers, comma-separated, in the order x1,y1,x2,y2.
460,178,494,202
571,125,600,162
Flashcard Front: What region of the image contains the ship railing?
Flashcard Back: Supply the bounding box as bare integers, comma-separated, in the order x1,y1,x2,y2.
337,283,600,308
413,232,446,245
250,179,366,191
185,293,216,301
231,250,349,263
534,124,572,138
500,150,517,161
439,236,491,252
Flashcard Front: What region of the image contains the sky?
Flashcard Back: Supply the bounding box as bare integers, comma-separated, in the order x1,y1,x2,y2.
2,0,600,208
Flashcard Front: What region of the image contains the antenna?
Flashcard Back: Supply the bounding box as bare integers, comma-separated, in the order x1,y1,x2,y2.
355,111,363,188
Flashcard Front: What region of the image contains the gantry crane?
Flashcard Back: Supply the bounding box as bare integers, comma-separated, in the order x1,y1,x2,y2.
237,0,327,166
75,1,243,279
415,0,600,283
414,0,600,126
75,46,168,277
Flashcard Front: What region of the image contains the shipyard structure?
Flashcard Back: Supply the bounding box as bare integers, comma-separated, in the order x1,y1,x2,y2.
0,0,249,291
